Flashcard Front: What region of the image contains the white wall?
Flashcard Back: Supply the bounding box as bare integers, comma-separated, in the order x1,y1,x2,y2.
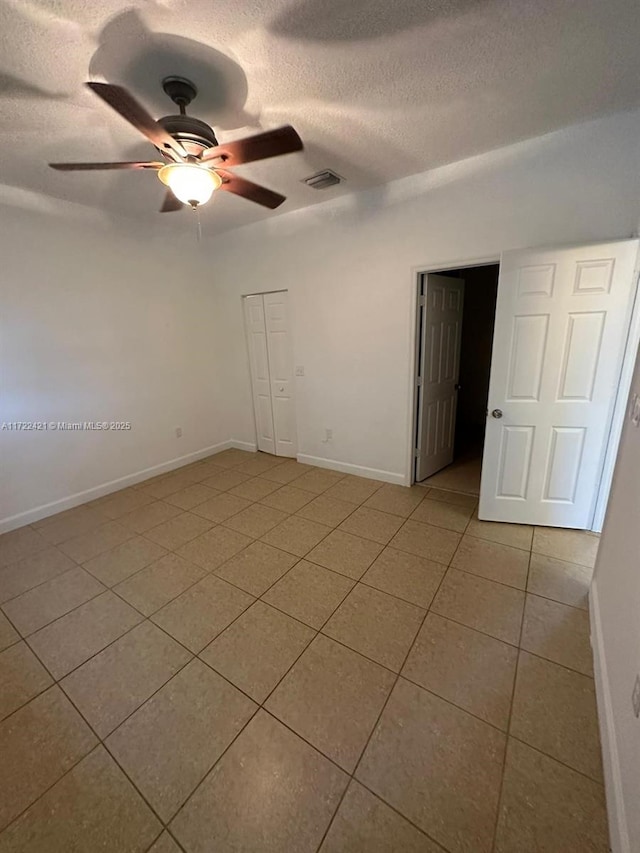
591,342,640,853
205,108,640,483
0,203,230,529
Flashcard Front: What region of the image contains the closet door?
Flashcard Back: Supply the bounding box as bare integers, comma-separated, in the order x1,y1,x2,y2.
243,295,276,454
264,291,297,458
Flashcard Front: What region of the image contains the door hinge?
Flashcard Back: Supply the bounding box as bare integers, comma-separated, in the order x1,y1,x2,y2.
416,377,423,387
418,295,426,307
414,448,420,458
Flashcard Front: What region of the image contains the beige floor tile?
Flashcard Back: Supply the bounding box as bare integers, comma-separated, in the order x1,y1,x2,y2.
296,494,356,527
362,547,445,608
82,536,167,587
96,488,156,520
494,738,608,853
293,468,346,495
32,504,101,530
338,507,403,545
466,517,533,551
422,455,481,495
118,501,182,534
114,553,205,616
201,601,314,702
163,483,219,511
140,471,198,500
409,499,473,533
403,613,517,729
200,469,251,491
425,488,478,508
324,584,424,671
170,710,348,853
527,553,592,610
320,780,443,853
263,560,354,628
324,476,384,505
151,574,253,653
363,483,427,518
176,526,252,572
0,686,97,831
206,448,254,469
58,521,133,563
0,527,48,569
237,454,286,476
357,678,505,853
0,612,19,651
307,530,383,580
61,622,191,738
0,642,52,721
267,635,394,772
521,594,593,675
532,527,599,568
143,511,213,550
0,547,76,604
107,659,256,822
2,567,105,636
222,503,288,538
451,536,529,590
260,460,314,484
148,832,182,853
27,591,142,680
432,569,524,645
191,492,252,523
260,484,315,513
187,461,228,482
214,540,297,596
390,520,461,565
0,745,161,852
36,507,109,546
261,515,332,557
228,476,281,501
511,651,602,781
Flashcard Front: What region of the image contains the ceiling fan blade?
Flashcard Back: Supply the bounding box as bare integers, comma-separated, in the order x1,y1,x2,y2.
201,126,302,166
86,82,186,161
160,189,184,213
217,170,286,209
49,161,164,171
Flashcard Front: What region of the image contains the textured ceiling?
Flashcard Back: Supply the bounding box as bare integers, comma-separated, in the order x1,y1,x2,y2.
1,0,640,234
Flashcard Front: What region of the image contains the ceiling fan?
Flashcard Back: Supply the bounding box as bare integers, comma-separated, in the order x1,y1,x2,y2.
49,77,303,212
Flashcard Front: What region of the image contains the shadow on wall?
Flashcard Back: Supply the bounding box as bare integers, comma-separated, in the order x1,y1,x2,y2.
269,0,486,41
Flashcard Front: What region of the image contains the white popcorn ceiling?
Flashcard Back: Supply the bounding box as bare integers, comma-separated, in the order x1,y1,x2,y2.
1,0,639,234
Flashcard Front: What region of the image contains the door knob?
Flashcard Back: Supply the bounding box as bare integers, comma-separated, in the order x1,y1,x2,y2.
491,409,503,419
279,386,285,392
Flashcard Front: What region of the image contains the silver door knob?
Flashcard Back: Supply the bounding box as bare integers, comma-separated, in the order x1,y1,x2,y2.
279,386,285,392
491,409,503,419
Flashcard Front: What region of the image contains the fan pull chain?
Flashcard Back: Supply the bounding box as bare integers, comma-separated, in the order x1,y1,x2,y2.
194,205,202,244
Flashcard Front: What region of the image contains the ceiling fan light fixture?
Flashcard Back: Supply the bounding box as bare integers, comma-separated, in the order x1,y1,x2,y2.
158,163,222,207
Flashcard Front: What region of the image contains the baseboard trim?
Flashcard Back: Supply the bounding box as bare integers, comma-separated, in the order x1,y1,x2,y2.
0,439,257,534
590,580,630,853
296,454,406,485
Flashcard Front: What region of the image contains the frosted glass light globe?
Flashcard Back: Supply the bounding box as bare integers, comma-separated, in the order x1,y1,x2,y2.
158,163,222,207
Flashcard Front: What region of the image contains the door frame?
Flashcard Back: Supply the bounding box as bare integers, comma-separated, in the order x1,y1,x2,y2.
406,245,640,533
241,288,298,457
407,255,499,488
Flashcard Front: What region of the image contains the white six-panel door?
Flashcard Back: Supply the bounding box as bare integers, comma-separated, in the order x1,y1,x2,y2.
415,274,465,481
243,291,297,458
479,240,639,528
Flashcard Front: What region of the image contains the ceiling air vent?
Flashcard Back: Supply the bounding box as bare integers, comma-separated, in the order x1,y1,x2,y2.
302,169,343,190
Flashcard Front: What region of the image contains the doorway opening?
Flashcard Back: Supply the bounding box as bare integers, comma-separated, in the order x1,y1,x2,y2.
413,264,499,493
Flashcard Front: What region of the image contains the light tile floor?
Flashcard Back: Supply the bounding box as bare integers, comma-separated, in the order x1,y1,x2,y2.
0,450,606,852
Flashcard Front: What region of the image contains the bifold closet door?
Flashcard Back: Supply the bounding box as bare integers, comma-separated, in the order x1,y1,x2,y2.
243,292,297,457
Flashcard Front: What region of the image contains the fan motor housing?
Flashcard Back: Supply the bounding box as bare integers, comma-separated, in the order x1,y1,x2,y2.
157,115,218,156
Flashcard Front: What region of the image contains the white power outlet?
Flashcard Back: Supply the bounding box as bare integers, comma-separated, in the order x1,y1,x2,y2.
631,394,640,427
633,674,640,719
295,365,305,377
175,427,183,439
322,428,333,443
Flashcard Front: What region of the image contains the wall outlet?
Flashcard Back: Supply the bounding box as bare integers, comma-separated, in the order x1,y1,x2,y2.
633,674,640,718
175,427,183,439
631,393,640,427
295,365,305,376
325,428,333,441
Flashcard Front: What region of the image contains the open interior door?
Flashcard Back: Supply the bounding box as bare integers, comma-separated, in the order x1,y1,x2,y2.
415,273,465,481
479,240,639,528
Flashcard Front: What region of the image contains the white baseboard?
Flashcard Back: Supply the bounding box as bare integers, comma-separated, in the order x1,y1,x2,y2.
590,580,630,853
0,439,257,534
297,454,406,486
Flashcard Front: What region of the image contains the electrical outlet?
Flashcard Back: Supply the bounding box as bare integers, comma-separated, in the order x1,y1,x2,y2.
295,365,305,377
175,427,183,439
325,428,333,441
633,674,640,718
631,394,640,427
